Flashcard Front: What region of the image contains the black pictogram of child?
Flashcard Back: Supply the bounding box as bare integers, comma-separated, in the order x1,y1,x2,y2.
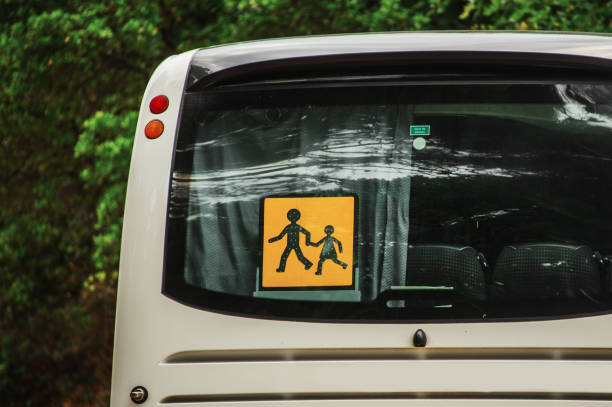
310,225,348,275
268,209,313,272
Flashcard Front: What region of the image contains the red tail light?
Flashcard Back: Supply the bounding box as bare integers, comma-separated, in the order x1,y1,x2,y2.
149,95,169,114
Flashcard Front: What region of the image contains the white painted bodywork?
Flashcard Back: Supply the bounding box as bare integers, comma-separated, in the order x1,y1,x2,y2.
111,33,612,406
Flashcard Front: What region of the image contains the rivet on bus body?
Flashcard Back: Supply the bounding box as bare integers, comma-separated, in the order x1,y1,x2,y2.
145,120,164,139
413,329,427,347
130,386,148,404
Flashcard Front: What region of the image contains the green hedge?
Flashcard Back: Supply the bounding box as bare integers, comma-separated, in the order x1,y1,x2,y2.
1,0,610,405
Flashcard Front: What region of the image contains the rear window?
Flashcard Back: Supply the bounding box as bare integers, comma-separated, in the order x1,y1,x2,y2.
164,80,612,321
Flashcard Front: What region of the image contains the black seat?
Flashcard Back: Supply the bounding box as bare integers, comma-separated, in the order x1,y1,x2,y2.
492,243,601,301
405,245,487,301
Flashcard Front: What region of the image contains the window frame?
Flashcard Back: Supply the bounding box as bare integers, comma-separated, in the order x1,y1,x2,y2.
163,60,612,323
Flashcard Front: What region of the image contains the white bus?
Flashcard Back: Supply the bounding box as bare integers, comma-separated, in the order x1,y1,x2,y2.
111,32,612,406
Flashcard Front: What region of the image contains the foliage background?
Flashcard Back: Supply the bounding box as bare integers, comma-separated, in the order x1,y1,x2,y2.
1,0,611,405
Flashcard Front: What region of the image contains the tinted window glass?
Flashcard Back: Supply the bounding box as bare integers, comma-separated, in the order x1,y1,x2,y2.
165,82,612,321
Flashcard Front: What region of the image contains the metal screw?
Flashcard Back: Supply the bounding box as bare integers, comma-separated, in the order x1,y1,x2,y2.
130,386,148,404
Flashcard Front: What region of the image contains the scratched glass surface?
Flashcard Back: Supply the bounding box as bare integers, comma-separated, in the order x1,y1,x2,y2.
165,83,612,317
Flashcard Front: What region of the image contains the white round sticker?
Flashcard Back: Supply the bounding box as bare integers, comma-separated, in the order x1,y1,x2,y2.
413,137,427,150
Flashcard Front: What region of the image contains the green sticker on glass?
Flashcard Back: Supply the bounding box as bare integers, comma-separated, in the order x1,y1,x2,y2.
410,125,430,136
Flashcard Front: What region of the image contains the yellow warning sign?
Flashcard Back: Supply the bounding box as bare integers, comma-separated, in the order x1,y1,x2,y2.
262,196,355,288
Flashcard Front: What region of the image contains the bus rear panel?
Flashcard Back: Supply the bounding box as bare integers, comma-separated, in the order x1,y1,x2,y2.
111,33,612,406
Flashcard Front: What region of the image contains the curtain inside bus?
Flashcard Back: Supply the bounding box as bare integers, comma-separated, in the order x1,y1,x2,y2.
176,104,413,299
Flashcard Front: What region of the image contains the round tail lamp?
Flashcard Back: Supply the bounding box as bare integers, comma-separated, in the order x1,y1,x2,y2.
145,120,164,139
149,95,169,114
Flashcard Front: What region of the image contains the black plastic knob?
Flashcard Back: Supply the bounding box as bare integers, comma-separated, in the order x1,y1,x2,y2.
413,329,427,347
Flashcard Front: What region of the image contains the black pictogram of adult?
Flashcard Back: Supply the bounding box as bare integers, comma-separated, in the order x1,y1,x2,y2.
268,209,313,272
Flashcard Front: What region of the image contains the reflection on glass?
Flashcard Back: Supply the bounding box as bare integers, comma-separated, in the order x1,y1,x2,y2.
165,83,612,320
